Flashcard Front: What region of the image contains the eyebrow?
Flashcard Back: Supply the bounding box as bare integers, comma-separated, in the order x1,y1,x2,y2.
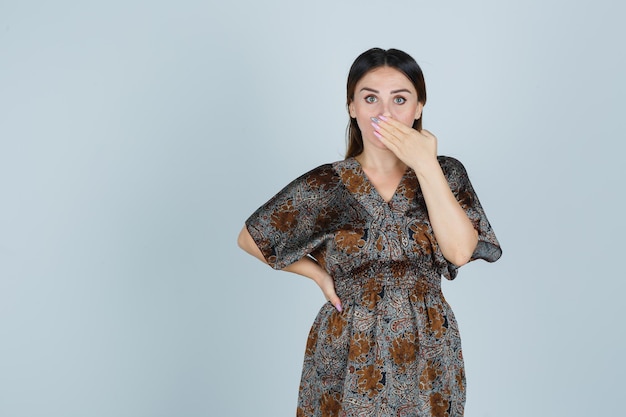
359,87,413,94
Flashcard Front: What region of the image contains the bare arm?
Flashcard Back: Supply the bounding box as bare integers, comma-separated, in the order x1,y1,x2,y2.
237,226,343,311
374,117,478,266
413,158,478,266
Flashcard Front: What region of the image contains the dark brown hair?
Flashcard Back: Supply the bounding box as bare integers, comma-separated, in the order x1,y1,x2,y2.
345,48,427,158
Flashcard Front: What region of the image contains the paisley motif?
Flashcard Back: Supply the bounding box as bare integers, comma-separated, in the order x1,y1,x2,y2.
246,156,501,416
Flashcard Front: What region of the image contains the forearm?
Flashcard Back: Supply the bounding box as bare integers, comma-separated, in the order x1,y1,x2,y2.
237,226,328,283
281,256,329,284
414,159,478,266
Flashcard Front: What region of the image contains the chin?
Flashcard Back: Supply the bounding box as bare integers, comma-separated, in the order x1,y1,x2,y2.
367,137,388,150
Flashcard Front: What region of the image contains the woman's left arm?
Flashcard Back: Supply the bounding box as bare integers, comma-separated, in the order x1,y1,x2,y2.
412,155,478,266
374,118,478,266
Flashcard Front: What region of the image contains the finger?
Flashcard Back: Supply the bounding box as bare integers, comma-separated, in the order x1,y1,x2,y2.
327,292,343,313
320,280,343,312
373,119,402,140
375,132,399,152
419,128,436,140
372,121,402,145
378,116,413,135
373,120,414,145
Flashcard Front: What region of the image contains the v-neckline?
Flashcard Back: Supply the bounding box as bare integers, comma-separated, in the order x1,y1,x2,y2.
352,157,409,204
333,158,418,217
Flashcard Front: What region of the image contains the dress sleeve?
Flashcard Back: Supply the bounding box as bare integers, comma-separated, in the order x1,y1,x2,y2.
244,164,338,270
437,156,502,280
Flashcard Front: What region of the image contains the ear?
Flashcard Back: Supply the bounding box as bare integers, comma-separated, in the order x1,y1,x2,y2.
415,102,424,120
349,101,356,118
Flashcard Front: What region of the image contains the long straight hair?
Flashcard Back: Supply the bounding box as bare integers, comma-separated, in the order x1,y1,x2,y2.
345,48,427,159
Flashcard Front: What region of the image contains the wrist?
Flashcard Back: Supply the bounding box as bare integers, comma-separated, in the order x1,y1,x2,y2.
412,156,440,179
311,268,330,285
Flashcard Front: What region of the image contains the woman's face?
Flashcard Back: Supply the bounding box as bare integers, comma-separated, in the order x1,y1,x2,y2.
349,66,423,150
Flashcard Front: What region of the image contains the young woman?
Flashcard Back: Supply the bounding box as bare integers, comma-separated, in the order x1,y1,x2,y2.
238,48,502,417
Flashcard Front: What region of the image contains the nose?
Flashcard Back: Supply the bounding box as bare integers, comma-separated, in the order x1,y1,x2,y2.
381,100,392,118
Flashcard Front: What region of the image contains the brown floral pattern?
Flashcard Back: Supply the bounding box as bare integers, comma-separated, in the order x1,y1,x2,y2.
390,333,418,369
335,227,366,254
326,310,347,339
246,156,502,416
320,392,342,417
409,222,434,255
361,278,383,310
270,199,299,232
357,364,385,398
349,331,373,363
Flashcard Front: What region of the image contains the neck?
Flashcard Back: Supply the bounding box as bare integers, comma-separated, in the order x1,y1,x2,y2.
355,148,406,174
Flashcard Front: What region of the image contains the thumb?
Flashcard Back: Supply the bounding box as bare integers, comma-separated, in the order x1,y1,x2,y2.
318,275,343,312
327,292,343,313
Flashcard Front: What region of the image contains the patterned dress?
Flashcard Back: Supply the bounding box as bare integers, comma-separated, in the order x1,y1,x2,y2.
245,156,501,417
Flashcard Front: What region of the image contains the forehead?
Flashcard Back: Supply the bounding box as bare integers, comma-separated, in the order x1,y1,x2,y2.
355,66,416,92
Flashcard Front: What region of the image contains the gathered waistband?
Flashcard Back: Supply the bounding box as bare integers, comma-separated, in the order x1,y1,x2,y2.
333,261,442,299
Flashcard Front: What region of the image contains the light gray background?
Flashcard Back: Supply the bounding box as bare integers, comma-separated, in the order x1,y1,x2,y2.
1,1,624,416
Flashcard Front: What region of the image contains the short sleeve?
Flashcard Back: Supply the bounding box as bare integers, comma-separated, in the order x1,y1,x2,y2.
244,164,339,270
437,156,502,279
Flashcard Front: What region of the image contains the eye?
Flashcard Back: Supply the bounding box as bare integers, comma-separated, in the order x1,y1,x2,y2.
394,96,406,105
365,95,377,104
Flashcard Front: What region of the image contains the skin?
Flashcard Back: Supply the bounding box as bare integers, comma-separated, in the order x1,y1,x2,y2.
238,66,478,312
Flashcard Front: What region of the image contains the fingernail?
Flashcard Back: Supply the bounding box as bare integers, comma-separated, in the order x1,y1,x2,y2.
373,131,382,139
370,117,380,124
371,122,380,131
378,115,388,121
334,302,342,312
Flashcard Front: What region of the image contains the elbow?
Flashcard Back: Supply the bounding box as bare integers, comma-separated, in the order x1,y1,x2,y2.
237,226,251,252
237,225,265,259
237,228,245,250
237,225,267,263
444,232,478,267
447,252,472,268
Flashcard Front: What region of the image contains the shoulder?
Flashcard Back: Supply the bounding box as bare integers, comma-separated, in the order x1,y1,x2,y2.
286,162,341,193
279,162,342,196
438,155,469,177
437,155,471,189
437,155,467,173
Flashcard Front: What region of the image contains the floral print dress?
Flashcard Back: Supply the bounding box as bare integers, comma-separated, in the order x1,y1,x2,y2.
245,156,501,417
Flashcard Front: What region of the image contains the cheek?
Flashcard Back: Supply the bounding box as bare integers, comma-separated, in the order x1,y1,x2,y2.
392,106,419,126
355,116,371,133
352,107,372,127
353,110,377,135
355,104,380,121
